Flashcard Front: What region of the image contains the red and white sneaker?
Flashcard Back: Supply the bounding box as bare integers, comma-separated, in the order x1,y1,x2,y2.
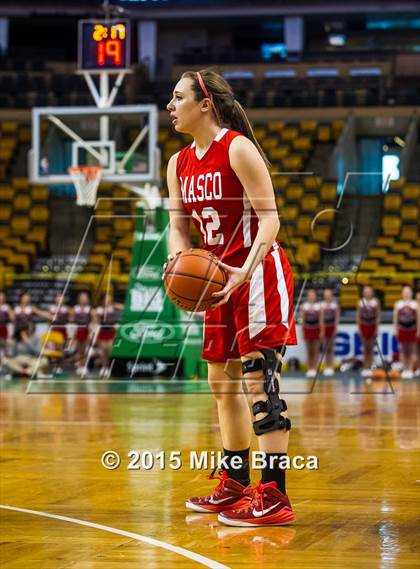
186,470,251,513
217,481,295,526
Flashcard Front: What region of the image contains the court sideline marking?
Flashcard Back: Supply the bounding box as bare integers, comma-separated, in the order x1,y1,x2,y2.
0,505,231,569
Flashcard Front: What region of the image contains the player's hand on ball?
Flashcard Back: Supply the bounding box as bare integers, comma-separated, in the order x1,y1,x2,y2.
162,251,182,278
210,262,249,308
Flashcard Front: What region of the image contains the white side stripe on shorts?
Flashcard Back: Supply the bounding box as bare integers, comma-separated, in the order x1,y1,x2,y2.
242,192,252,247
271,247,289,329
248,262,266,339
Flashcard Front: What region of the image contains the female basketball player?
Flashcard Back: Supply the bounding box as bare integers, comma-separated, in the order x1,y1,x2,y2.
301,287,322,378
393,285,417,379
320,287,339,376
165,69,297,527
356,285,380,377
71,291,92,375
94,291,122,377
0,291,13,366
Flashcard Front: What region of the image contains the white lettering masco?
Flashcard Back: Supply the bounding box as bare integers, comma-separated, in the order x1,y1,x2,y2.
111,205,203,379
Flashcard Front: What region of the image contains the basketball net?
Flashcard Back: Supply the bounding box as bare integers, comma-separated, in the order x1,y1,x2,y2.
68,165,102,207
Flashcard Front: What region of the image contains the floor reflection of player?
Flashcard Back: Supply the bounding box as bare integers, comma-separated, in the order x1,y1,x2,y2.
357,285,380,378
71,292,92,375
320,287,339,377
165,69,297,527
301,287,322,378
393,285,417,379
94,292,122,377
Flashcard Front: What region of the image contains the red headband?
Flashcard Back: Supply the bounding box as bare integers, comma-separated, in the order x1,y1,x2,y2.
196,71,211,99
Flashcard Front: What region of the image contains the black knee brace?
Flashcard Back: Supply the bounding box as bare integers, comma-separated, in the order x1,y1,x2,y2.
242,346,291,436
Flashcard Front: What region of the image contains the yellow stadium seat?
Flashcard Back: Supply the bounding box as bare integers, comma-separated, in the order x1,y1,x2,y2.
292,137,312,152
9,253,30,272
282,155,304,170
402,183,419,201
267,121,285,132
301,195,319,212
14,194,31,211
0,185,14,201
400,259,420,271
389,178,406,191
332,120,345,138
158,130,168,144
359,259,379,271
400,226,418,240
382,216,400,236
282,206,299,221
317,125,331,142
273,175,290,189
401,205,418,221
312,225,331,243
253,127,266,139
275,195,285,210
320,183,336,202
384,194,402,210
369,247,387,258
270,146,290,160
376,236,394,247
299,120,317,132
262,136,279,150
391,242,411,253
0,206,12,222
303,176,322,190
30,206,49,223
296,216,312,236
27,228,47,248
1,121,18,133
30,186,49,202
286,184,303,201
12,177,28,191
281,127,299,141
11,216,30,235
113,218,133,235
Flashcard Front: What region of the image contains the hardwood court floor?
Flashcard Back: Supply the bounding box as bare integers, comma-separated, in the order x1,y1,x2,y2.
0,375,419,569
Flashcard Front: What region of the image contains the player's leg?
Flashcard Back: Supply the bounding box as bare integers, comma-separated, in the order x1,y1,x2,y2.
218,346,295,526
186,359,252,513
324,334,335,375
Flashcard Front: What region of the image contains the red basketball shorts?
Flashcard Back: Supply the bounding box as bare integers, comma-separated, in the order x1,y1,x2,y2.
397,329,416,344
303,327,321,341
202,243,297,362
359,324,377,338
75,326,90,341
98,327,116,341
0,325,8,339
324,325,336,338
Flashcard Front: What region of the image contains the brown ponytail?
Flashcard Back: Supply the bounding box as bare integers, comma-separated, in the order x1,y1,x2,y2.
181,68,270,170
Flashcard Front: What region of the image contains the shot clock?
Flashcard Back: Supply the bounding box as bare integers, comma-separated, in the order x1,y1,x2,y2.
78,20,131,71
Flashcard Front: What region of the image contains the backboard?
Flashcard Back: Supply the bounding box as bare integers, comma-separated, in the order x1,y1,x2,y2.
30,104,158,184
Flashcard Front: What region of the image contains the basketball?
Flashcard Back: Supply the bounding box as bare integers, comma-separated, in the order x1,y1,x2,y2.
163,248,227,312
372,368,386,380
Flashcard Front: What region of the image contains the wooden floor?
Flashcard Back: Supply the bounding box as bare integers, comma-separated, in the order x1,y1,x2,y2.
1,375,419,569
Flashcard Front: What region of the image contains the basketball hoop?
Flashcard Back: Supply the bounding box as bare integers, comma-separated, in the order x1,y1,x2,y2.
68,165,103,206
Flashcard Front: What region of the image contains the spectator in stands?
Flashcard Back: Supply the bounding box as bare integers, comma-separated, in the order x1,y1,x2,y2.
3,322,48,378
0,291,13,369
13,290,44,336
393,285,417,379
34,292,71,345
94,291,123,377
320,287,340,376
301,287,322,378
357,285,380,378
71,291,92,375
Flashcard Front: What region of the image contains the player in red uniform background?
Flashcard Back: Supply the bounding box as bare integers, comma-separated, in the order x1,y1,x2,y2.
320,287,340,377
0,291,13,367
393,285,417,379
356,285,381,378
300,287,321,378
165,69,297,527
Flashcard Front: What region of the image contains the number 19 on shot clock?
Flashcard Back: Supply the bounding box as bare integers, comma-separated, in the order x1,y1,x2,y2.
78,19,131,71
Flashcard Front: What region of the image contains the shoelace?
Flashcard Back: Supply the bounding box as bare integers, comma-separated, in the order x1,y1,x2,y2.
242,481,278,512
207,468,228,496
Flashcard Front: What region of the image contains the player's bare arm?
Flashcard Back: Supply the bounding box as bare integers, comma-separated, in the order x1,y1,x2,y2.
212,136,279,307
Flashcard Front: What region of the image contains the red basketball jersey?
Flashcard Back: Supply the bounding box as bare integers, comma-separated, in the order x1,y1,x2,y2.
176,128,262,266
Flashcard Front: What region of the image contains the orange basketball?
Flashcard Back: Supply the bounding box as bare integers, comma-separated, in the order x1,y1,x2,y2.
163,248,227,312
389,369,400,380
